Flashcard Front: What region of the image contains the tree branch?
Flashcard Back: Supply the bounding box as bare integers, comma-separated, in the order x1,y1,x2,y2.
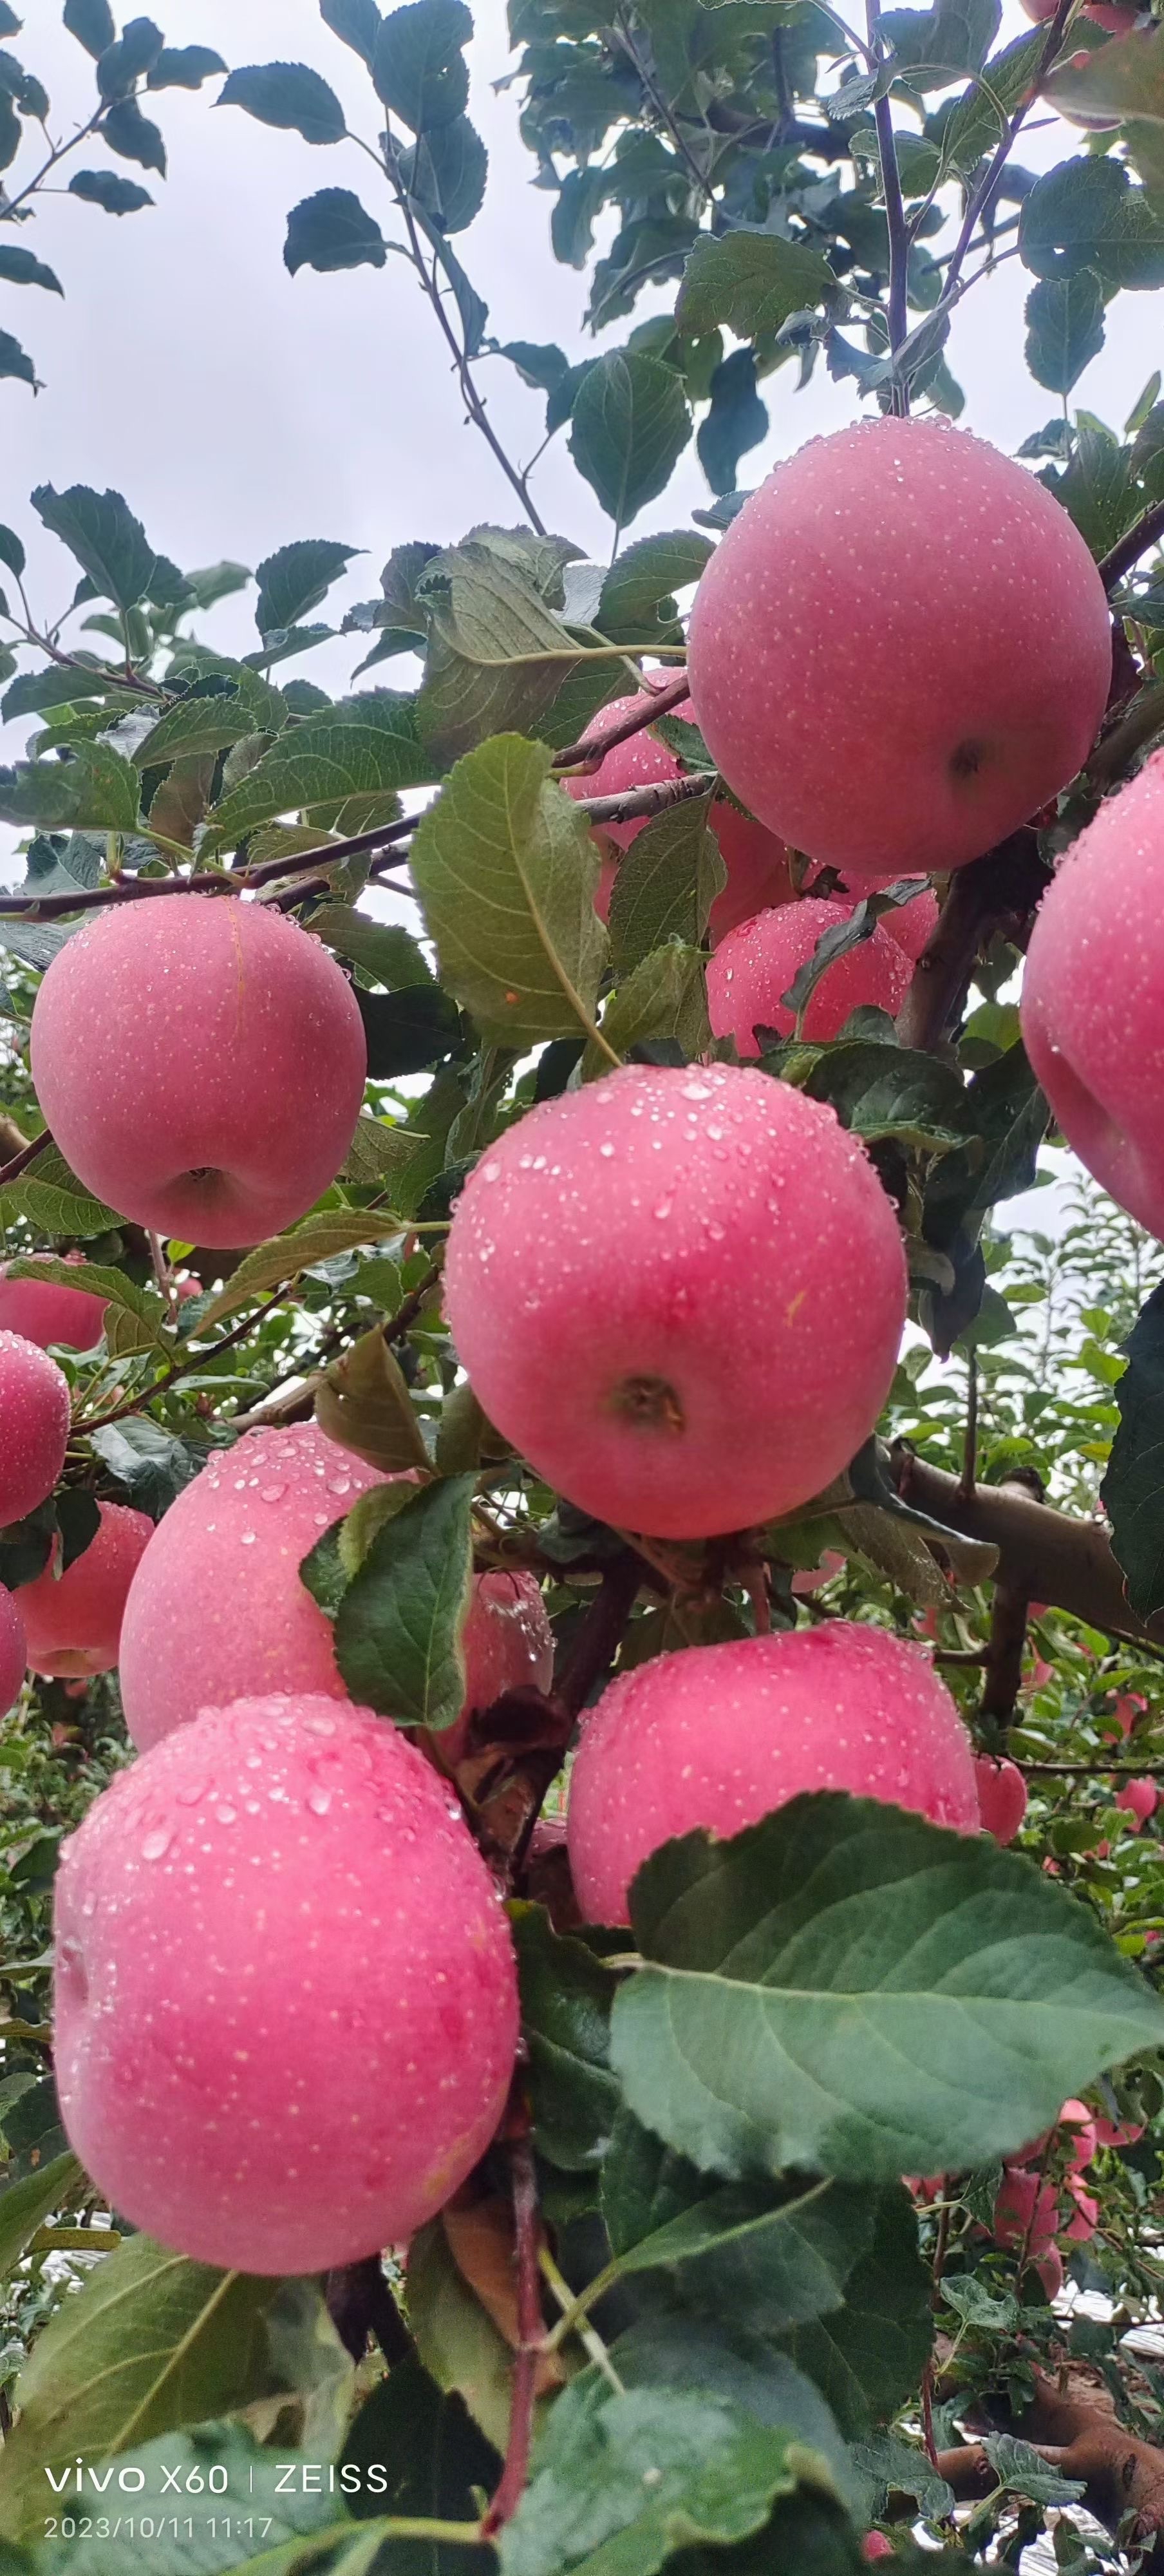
1100,495,1164,595
892,1444,1164,1651
482,2127,543,2537
0,1127,52,1190
937,2368,1164,2560
979,1469,1042,1727
894,831,1047,1051
942,0,1075,304
554,672,692,773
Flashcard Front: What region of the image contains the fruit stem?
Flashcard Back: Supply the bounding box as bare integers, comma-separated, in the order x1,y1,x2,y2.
482,2128,544,2535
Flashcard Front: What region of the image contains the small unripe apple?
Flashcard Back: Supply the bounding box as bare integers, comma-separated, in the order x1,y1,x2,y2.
567,1622,979,1926
30,895,368,1249
974,1755,1028,1844
707,899,910,1052
53,1692,519,2272
19,1500,153,1678
1022,753,1164,1237
118,1422,393,1751
0,1253,107,1352
0,1584,25,1713
0,1331,70,1526
687,417,1112,878
1116,1776,1158,1828
444,1063,907,1540
563,691,793,942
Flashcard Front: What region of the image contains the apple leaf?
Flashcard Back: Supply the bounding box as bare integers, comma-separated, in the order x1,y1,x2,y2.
568,352,693,532
607,792,724,974
1102,1276,1164,1619
511,1903,623,2174
332,1472,475,1727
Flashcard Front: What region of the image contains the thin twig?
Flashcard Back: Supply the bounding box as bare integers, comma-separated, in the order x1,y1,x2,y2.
554,671,693,772
482,2128,543,2537
0,1128,52,1190
960,1352,978,1501
943,0,1075,305
866,0,910,368
611,8,711,199
77,1289,290,1434
1100,497,1164,596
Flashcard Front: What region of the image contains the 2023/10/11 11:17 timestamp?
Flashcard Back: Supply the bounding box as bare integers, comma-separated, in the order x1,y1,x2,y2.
43,2519,278,2544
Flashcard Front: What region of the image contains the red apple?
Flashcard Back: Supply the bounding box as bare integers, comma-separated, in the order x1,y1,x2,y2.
0,1583,25,1714
993,2165,1060,2262
30,895,367,1249
1022,753,1164,1237
567,1622,979,1926
876,886,939,962
53,1692,519,2272
118,1422,395,1752
687,417,1111,878
974,1755,1028,1844
0,1331,70,1526
563,690,793,942
435,1568,555,1769
706,898,910,1052
0,1253,107,1352
443,1063,907,1540
1116,1776,1158,1828
19,1500,153,1678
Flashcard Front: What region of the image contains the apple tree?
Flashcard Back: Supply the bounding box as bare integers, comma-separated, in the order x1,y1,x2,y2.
3,1,1164,2569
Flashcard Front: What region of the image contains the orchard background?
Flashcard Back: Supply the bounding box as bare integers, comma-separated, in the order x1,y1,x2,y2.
3,0,1164,2570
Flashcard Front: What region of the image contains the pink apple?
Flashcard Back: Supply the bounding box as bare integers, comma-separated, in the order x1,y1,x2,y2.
863,2541,894,2564
0,1331,70,1526
19,1500,153,1678
1021,753,1164,1238
790,1549,846,1595
0,1253,107,1352
1022,0,1138,27
567,1622,979,1926
53,1692,518,2272
436,1568,555,1768
686,417,1111,878
1116,1776,1158,1828
1113,1690,1146,1739
30,895,367,1249
1094,2112,1144,2148
877,886,939,963
443,1063,907,1540
1064,2175,1098,2241
0,1584,25,1714
1058,2099,1098,2170
564,690,793,941
118,1422,394,1752
974,1756,1028,1844
707,898,911,1052
993,2166,1060,2262
1037,2244,1064,2300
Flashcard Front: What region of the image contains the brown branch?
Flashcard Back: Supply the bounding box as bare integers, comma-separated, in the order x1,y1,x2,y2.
482,2127,543,2537
942,0,1075,303
892,1444,1164,1651
1100,496,1164,595
895,831,1046,1051
979,1470,1042,1728
554,672,692,773
0,1126,52,1190
579,770,714,831
556,1555,644,1720
937,2367,1164,2558
77,1289,290,1434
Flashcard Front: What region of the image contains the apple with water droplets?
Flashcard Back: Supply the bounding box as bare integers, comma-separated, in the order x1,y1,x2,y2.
707,898,911,1052
687,417,1111,879
0,1253,108,1352
567,1622,979,1925
443,1061,907,1540
30,895,368,1249
563,688,793,942
53,1691,519,2272
0,1331,70,1527
974,1755,1028,1844
20,1500,153,1678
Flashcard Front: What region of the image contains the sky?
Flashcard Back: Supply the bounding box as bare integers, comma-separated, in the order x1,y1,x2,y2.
0,0,1158,744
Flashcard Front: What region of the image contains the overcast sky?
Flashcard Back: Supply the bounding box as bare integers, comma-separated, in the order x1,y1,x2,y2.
1,0,1157,737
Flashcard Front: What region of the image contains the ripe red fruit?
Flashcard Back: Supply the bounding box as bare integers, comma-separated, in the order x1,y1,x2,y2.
707,899,910,1052
19,1501,153,1678
563,690,793,941
993,2165,1060,2262
0,1584,25,1714
863,2541,894,2564
1116,1776,1158,1828
1021,0,1136,29
0,1331,70,1526
30,895,367,1249
687,417,1111,879
444,1063,907,1540
874,885,939,962
1022,753,1164,1236
118,1423,394,1751
53,1692,519,2273
974,1755,1028,1844
567,1623,979,1926
0,1253,107,1352
436,1568,555,1769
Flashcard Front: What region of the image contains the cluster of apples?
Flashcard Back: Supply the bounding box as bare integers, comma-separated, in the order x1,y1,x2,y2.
991,2094,1144,2298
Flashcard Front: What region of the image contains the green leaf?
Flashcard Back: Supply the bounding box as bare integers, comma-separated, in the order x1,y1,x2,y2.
357,982,462,1076
498,2373,832,2576
415,527,583,765
88,1418,209,1518
0,331,35,389
1047,17,1164,138
608,1792,1164,2187
311,903,433,987
408,2216,517,2456
95,17,165,98
132,684,274,770
1025,270,1104,394
31,482,158,610
373,0,473,132
0,522,24,578
0,741,140,832
1,660,136,722
322,0,384,63
981,2432,1085,2508
1102,1277,1164,1621
285,185,387,274
409,734,608,1046
778,2187,934,2441
68,167,155,213
609,2315,856,2503
795,1038,970,1156
200,691,429,851
256,536,360,636
0,1143,119,1240
568,352,693,531
62,0,115,56
102,98,167,175
880,0,1000,88
677,231,838,343
607,794,723,974
6,1257,169,1359
697,350,769,498
342,1113,425,1188
511,1903,622,2172
218,61,347,145
0,246,62,294
0,2155,84,2284
316,1322,432,1475
401,111,488,231
0,2237,308,2543
192,1211,406,1334
146,44,227,88
937,27,1046,176
1019,156,1164,290
342,2358,499,2566
332,1473,474,1726
588,942,709,1072
851,2432,953,2522
596,531,712,649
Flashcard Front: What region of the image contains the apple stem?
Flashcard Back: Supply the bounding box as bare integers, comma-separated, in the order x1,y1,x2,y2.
482,2126,543,2536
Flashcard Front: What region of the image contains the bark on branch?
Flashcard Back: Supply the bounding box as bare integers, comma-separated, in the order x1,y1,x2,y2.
892,1444,1164,1652
935,2367,1164,2563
